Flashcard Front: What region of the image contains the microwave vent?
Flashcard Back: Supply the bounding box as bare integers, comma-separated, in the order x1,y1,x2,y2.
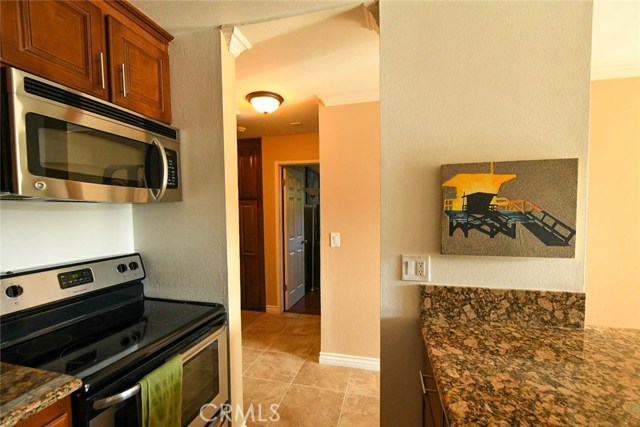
24,77,177,140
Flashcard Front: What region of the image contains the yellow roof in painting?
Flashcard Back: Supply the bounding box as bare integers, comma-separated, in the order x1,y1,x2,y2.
442,173,517,195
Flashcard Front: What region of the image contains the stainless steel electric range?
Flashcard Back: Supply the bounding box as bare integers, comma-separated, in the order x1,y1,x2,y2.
0,254,229,427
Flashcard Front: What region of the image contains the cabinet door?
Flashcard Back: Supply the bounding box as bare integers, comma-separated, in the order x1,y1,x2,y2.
423,351,446,427
107,16,172,124
0,0,107,99
43,413,70,427
15,396,72,427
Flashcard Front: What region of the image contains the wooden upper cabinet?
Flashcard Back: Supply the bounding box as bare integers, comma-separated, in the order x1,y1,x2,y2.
107,16,171,124
0,0,173,124
0,0,108,99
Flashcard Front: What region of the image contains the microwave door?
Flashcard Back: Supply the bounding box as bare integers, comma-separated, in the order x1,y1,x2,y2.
103,164,144,187
144,139,169,201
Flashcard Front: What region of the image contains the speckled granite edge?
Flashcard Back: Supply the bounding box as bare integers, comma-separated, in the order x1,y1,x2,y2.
0,365,82,427
421,321,640,427
421,284,585,328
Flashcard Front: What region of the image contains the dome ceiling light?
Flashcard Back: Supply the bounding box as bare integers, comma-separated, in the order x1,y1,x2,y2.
246,91,284,114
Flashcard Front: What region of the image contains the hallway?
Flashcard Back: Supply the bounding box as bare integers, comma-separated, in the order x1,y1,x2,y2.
241,311,380,427
287,290,321,315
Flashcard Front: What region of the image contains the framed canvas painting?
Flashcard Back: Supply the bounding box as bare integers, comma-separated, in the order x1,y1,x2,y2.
441,159,578,258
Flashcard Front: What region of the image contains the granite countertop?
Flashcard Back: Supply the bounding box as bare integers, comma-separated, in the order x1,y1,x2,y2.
0,363,82,427
421,285,640,427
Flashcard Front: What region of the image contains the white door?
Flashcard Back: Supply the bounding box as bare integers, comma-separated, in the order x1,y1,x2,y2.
283,167,306,309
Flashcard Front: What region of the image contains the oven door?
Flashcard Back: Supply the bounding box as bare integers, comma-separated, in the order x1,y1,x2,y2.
87,325,228,427
182,325,228,427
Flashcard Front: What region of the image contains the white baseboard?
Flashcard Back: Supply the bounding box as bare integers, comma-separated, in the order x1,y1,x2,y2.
265,305,280,314
319,352,380,371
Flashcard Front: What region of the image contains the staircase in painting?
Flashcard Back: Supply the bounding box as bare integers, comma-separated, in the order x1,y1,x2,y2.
444,195,576,246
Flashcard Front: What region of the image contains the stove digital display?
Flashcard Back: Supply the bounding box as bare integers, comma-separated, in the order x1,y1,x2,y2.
58,268,94,289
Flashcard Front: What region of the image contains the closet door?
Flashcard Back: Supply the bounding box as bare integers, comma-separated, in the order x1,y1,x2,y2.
238,139,266,311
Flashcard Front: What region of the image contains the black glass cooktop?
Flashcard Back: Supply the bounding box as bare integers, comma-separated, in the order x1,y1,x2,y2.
0,297,224,383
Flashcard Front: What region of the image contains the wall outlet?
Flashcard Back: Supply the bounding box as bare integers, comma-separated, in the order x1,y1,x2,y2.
416,259,426,277
330,232,341,247
402,255,429,281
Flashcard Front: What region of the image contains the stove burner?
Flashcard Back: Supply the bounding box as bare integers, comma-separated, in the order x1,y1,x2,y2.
16,334,73,355
60,331,141,367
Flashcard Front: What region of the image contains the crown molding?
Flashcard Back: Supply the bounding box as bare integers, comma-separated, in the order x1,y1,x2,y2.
591,61,640,81
318,90,379,107
221,25,253,58
364,2,379,34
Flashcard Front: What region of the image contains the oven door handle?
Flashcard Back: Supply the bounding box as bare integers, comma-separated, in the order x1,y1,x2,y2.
93,383,140,410
92,323,226,411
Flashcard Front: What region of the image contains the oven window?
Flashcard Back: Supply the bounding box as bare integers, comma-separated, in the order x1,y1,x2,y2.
25,113,162,189
182,339,220,426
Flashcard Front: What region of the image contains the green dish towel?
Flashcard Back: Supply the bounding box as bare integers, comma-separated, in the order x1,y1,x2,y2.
139,354,183,427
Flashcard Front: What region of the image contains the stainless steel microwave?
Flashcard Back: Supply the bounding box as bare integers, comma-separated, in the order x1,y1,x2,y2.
0,67,181,203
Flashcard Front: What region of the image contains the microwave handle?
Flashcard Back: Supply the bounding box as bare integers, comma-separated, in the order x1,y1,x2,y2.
149,138,169,201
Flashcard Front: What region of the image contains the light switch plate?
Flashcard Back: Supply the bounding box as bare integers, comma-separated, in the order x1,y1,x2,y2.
330,232,341,247
402,255,429,281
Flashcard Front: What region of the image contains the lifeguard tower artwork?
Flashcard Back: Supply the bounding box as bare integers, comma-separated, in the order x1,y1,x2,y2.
441,159,578,258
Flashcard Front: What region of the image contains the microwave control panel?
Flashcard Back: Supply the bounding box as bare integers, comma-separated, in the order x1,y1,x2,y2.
167,149,179,189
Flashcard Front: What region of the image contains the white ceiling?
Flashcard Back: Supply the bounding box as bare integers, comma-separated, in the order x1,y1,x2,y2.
130,1,352,35
132,0,639,137
591,0,640,80
234,5,379,138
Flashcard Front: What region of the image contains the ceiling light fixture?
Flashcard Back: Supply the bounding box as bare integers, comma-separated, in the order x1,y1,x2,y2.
246,91,284,114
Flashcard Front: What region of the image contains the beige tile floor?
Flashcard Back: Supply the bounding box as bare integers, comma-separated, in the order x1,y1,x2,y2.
241,310,380,427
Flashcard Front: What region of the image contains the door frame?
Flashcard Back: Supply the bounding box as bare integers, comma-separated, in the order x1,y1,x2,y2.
282,166,306,310
273,159,319,313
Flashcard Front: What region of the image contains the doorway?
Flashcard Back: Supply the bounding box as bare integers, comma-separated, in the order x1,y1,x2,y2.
282,164,320,316
237,138,266,312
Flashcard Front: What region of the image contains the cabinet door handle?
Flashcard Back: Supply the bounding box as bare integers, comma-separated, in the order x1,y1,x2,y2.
99,52,106,90
419,370,438,394
121,63,127,97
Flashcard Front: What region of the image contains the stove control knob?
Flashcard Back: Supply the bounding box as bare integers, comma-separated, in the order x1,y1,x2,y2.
116,264,128,273
5,285,23,298
128,261,139,271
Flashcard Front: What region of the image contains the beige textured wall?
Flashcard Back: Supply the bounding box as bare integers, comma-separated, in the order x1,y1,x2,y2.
586,77,640,329
319,102,381,359
379,2,593,426
132,28,244,421
220,33,244,425
133,28,228,305
261,133,319,309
